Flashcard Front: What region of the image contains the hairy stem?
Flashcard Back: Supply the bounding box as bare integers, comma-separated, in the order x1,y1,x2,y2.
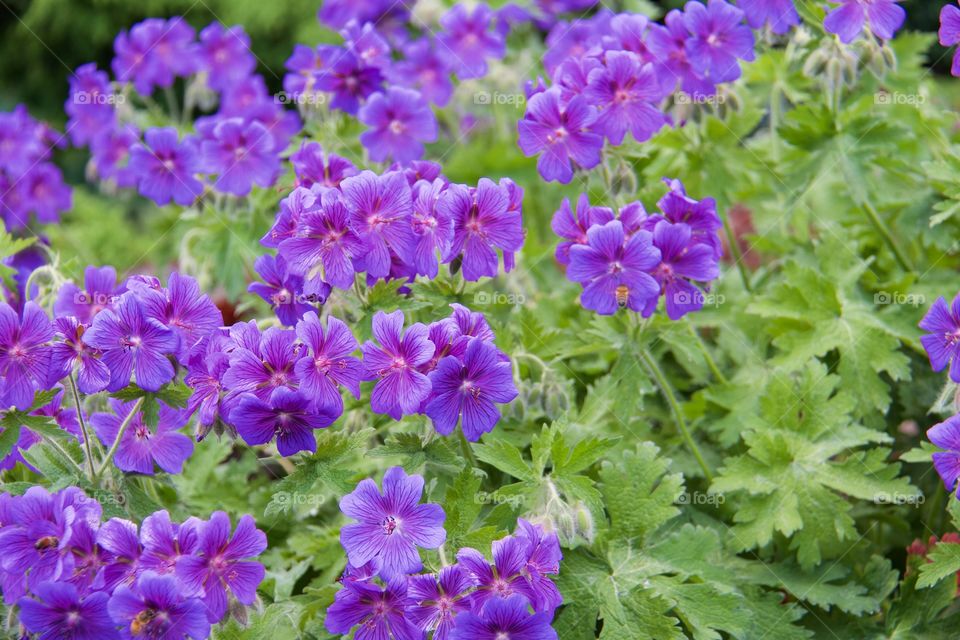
638,348,713,483
68,374,98,482
96,397,145,477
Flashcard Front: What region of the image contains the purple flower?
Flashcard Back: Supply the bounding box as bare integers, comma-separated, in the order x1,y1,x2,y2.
551,194,614,265
437,4,506,79
514,519,562,613
201,117,280,196
408,565,472,640
108,571,210,640
584,51,665,145
391,39,455,107
518,88,603,184
199,23,256,92
139,510,201,575
290,141,358,189
83,293,178,392
929,415,960,496
824,0,905,43
426,338,518,441
316,50,384,115
129,128,204,206
441,179,524,281
450,594,558,640
657,178,723,259
232,388,336,456
342,20,392,68
65,63,117,147
98,518,143,590
942,3,960,77
136,272,223,365
411,178,455,278
184,330,232,437
0,487,99,598
457,536,537,612
920,293,960,382
248,254,315,327
325,578,422,640
361,310,435,419
0,301,53,409
647,10,717,98
567,220,661,315
14,165,73,227
18,581,117,640
737,0,800,34
91,399,194,475
50,316,111,394
112,18,198,95
222,326,301,410
646,221,720,320
341,171,416,278
338,466,446,578
359,88,438,164
90,124,140,188
684,0,755,84
279,188,364,289
294,312,362,415
175,512,267,623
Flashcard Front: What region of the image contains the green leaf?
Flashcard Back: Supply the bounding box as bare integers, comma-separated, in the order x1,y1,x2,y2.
918,543,960,589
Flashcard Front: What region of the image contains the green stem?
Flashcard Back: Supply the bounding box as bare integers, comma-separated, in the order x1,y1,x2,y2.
861,201,913,272
719,207,752,293
458,432,478,469
67,374,97,482
638,348,713,482
96,397,145,477
686,323,728,385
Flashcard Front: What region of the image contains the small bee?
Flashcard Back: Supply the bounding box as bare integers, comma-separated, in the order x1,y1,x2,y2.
615,285,629,308
130,609,158,636
34,536,59,550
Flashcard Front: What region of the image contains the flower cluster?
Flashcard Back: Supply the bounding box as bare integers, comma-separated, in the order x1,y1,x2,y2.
0,267,223,474
1,487,266,639
920,294,960,498
186,304,517,455
553,178,722,319
0,106,72,230
286,3,513,162
67,19,298,203
327,467,561,640
518,2,756,183
942,2,960,77
256,156,524,320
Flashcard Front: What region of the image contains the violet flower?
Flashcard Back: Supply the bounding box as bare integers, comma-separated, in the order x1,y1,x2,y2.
361,310,435,419
90,399,194,475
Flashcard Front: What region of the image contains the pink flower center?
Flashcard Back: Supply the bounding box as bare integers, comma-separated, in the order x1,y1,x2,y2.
381,515,398,535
